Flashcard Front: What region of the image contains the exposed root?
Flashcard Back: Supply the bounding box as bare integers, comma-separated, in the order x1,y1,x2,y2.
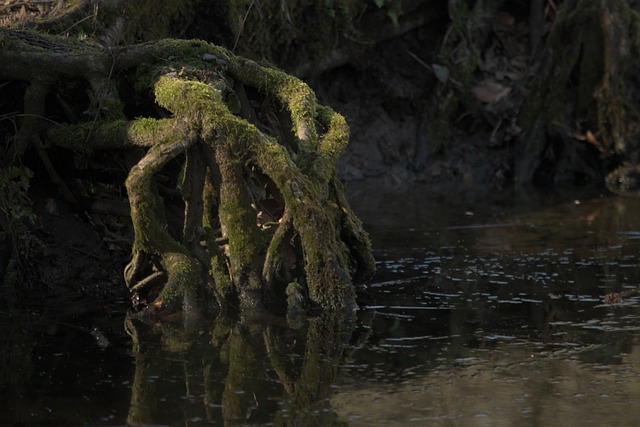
1,28,374,320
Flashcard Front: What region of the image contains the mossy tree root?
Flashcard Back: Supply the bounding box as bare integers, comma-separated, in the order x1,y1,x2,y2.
1,28,374,318
124,118,202,322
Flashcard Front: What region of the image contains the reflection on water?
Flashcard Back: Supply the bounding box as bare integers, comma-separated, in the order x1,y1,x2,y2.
3,189,640,426
340,189,640,426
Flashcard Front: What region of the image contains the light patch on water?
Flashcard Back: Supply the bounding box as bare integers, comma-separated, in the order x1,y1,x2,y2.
617,231,640,239
484,335,517,340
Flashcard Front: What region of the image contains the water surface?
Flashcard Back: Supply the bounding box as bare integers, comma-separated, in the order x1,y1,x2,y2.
3,188,640,426
338,187,640,426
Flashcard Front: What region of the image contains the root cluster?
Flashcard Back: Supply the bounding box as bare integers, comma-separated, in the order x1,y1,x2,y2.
0,29,375,320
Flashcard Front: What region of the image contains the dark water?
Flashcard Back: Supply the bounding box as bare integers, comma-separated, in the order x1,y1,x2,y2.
3,188,640,426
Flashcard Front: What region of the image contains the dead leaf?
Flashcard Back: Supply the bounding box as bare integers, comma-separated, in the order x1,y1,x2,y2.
585,130,605,152
471,79,511,103
603,293,622,304
571,129,606,153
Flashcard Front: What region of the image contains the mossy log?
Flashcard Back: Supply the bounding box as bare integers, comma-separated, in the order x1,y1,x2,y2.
0,28,375,318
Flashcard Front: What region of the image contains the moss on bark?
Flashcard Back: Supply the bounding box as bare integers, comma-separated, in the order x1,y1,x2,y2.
1,27,374,319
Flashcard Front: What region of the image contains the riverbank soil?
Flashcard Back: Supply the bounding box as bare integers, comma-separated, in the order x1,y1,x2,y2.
2,0,639,301
180,0,640,196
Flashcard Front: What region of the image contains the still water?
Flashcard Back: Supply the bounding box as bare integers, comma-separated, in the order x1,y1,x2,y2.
3,188,640,426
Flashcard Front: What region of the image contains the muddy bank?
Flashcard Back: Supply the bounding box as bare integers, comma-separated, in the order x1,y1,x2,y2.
1,1,621,306
312,44,514,193
307,8,531,194
24,191,131,301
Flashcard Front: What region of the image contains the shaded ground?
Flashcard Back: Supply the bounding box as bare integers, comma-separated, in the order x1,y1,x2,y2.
311,7,533,194
28,190,131,299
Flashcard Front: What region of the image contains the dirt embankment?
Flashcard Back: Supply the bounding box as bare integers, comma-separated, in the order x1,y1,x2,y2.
1,1,612,300
310,5,543,195
1,1,576,196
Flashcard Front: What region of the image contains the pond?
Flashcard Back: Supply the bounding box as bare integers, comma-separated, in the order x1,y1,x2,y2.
3,186,640,426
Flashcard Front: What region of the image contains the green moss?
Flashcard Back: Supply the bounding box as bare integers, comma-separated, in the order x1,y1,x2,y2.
208,250,234,299
317,105,349,158
154,74,224,120
220,54,319,144
158,252,200,306
49,118,188,151
204,100,354,308
217,156,264,265
127,118,168,145
278,76,318,142
202,178,234,300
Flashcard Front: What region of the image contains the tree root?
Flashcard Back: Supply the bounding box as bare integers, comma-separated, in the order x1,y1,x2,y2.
1,28,375,319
